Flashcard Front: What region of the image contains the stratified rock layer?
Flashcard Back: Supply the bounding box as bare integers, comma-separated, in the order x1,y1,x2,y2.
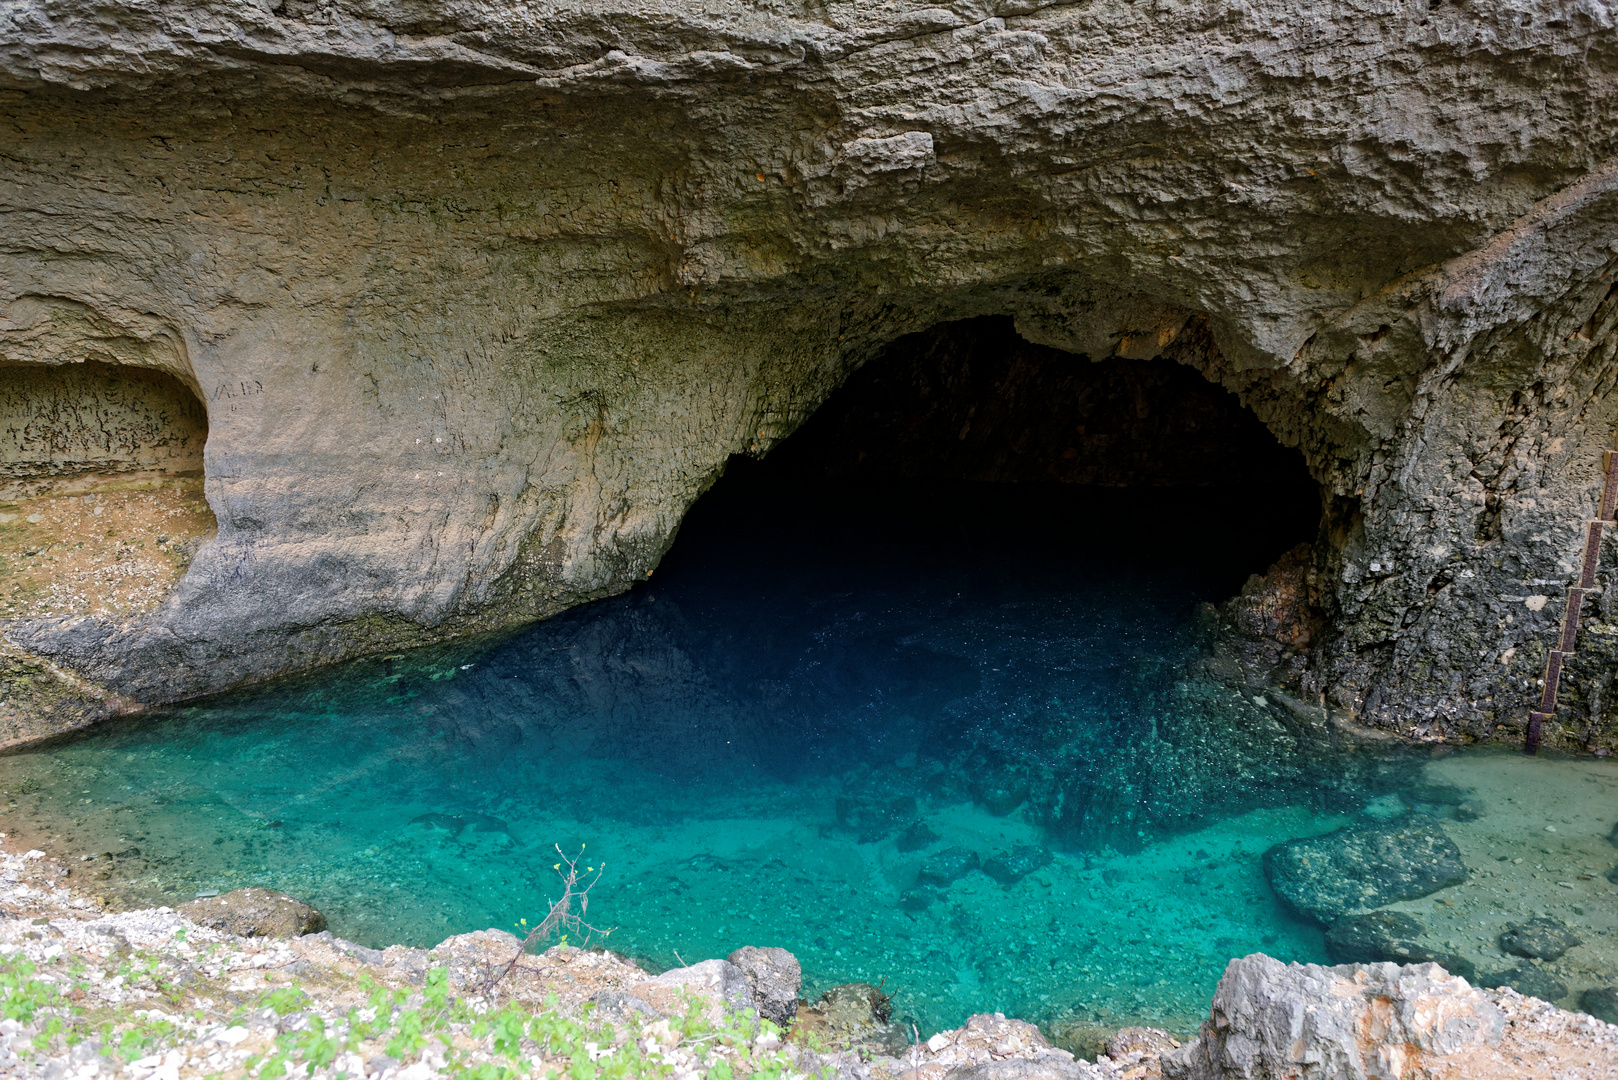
1,0,1616,743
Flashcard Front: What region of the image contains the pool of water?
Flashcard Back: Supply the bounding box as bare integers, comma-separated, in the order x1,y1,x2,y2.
2,471,1616,1037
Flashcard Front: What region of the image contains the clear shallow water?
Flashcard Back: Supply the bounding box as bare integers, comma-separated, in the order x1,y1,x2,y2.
3,473,1615,1037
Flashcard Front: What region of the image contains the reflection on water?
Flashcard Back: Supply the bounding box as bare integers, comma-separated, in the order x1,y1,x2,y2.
1,475,1614,1035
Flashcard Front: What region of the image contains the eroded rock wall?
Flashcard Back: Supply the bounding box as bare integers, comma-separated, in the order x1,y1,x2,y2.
0,0,1616,743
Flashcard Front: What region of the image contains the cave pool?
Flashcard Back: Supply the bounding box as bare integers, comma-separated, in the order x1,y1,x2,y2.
2,472,1615,1038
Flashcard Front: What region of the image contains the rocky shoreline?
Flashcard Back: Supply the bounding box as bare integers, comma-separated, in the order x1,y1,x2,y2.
3,840,1615,1080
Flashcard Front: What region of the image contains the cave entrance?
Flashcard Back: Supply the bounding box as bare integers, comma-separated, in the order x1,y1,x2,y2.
0,360,216,620
651,315,1329,836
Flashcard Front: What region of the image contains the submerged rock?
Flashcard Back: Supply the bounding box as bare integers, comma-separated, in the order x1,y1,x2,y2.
917,846,981,886
177,888,326,939
1478,963,1569,1003
1579,986,1618,1025
1499,917,1582,961
1262,818,1468,924
1105,1027,1179,1058
410,812,465,835
1409,780,1471,806
835,795,917,843
983,845,1053,886
896,820,940,853
792,982,909,1056
1324,910,1476,978
727,946,801,1027
973,767,1031,817
899,887,942,912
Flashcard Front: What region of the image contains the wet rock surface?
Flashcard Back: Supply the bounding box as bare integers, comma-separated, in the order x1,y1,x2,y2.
983,846,1053,887
1500,917,1583,962
837,795,918,844
727,946,802,1027
175,888,326,939
1263,817,1469,924
1480,963,1571,1004
791,982,910,1056
1579,986,1618,1025
917,847,981,887
1323,910,1476,978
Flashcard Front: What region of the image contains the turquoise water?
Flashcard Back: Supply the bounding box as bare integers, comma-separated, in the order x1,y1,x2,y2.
7,470,1612,1036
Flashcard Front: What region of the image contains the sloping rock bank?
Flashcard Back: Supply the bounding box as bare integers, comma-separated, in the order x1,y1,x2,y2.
3,844,1615,1079
1,0,1617,746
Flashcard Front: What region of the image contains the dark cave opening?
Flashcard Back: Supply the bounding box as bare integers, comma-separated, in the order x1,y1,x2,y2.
640,316,1338,849
670,315,1322,601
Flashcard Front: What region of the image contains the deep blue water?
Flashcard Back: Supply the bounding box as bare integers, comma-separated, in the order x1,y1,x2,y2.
0,470,1493,1034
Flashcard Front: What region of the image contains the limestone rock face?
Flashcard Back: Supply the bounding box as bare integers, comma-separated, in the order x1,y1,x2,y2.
726,945,802,1027
176,888,327,939
1,0,1617,743
1162,956,1506,1080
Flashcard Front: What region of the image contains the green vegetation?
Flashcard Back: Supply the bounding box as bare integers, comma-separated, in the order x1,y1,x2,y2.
0,950,803,1079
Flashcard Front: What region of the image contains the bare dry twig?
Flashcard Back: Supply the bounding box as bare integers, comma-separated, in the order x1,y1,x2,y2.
480,843,613,994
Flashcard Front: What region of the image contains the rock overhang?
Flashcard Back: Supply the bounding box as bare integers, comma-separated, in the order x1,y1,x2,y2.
0,0,1614,744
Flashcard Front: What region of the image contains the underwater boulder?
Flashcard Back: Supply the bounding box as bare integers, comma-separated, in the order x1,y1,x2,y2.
1499,917,1582,962
727,946,802,1027
1578,986,1618,1025
1262,818,1468,924
973,766,1031,816
917,846,981,886
1323,910,1475,978
1478,963,1569,1003
898,886,941,911
836,794,917,842
178,888,327,938
791,982,909,1056
1408,780,1470,806
409,812,466,836
896,819,940,852
983,845,1053,886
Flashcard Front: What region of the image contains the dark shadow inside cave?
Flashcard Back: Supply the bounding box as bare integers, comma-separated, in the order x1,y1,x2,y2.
632,316,1335,833
665,315,1320,605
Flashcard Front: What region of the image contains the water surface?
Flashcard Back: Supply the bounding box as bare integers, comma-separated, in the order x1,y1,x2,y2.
3,472,1614,1036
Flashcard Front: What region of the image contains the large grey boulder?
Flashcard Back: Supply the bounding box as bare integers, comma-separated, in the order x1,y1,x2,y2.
726,946,802,1027
1263,818,1468,924
1162,955,1505,1080
630,959,754,1022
